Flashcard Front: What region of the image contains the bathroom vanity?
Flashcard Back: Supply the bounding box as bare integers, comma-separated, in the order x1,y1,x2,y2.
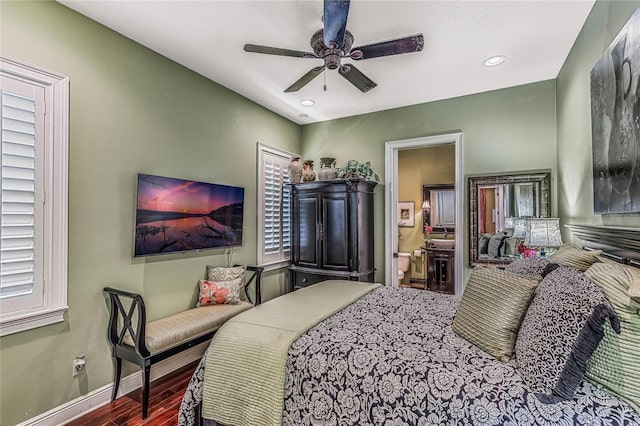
424,247,455,294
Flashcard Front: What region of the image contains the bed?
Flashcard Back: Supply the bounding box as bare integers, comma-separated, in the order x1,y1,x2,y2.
177,245,640,426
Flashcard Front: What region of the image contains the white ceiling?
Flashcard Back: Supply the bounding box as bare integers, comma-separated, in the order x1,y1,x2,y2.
58,0,595,125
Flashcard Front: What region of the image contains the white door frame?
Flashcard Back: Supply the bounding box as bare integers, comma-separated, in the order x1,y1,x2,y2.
384,132,464,296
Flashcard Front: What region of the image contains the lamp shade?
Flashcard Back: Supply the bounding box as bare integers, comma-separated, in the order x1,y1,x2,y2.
422,200,431,209
513,217,529,239
504,217,515,230
525,218,563,247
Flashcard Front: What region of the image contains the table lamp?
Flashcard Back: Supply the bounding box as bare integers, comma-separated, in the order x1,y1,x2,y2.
513,217,529,239
524,218,563,258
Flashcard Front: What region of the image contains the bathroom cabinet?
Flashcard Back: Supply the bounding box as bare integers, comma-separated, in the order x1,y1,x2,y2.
426,247,455,294
289,180,376,291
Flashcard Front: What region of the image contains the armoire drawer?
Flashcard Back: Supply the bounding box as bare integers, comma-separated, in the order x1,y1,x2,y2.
292,271,332,290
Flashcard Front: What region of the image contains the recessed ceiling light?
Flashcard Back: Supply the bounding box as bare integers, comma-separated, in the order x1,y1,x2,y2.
483,55,505,67
300,99,315,106
298,113,309,119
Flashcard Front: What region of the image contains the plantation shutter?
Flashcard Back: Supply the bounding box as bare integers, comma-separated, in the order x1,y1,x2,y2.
1,83,44,307
258,145,294,266
263,152,291,254
282,172,291,255
263,160,281,253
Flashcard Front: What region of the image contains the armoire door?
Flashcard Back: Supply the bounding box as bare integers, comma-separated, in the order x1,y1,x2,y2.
293,193,321,268
321,192,350,270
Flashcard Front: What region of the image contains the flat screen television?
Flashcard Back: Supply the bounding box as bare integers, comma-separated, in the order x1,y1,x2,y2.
133,173,244,257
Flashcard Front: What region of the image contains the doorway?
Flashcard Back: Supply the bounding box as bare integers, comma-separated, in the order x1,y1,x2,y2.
384,132,464,296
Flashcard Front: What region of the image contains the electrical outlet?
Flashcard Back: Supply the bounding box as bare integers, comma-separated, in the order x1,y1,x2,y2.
73,354,86,377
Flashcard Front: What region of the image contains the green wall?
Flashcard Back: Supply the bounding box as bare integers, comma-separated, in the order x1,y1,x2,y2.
557,0,640,240
302,80,558,279
0,2,300,424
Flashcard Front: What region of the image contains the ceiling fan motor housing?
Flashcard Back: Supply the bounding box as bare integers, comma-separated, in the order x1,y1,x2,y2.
311,29,354,69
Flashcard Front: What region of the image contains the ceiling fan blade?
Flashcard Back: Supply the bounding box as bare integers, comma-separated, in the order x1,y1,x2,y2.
338,64,377,93
351,34,424,60
244,44,317,59
323,0,350,49
285,66,326,92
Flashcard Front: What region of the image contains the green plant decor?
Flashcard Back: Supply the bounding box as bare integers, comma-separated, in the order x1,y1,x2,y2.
336,160,380,182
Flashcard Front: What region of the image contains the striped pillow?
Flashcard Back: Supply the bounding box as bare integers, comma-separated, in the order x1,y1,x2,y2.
452,267,540,362
548,245,601,272
585,262,640,413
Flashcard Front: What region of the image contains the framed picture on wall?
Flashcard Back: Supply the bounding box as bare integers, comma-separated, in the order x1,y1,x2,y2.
590,5,640,214
398,201,415,227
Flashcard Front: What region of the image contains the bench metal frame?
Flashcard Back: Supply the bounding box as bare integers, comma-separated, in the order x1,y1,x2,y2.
103,265,263,419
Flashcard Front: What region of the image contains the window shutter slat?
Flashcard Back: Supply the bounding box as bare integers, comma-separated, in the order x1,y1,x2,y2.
1,130,36,146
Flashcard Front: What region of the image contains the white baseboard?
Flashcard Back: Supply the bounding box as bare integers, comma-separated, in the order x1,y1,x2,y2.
18,342,208,426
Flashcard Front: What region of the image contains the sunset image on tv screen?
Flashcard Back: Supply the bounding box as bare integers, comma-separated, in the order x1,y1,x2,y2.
134,174,244,256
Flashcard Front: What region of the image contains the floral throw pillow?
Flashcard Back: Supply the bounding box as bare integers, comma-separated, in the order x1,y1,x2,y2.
197,278,243,306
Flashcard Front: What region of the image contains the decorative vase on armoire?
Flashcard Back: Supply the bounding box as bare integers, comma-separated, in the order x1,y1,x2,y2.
288,157,303,184
302,160,316,182
609,34,636,207
317,157,338,181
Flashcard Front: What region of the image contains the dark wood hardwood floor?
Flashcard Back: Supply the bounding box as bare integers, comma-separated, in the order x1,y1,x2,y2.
66,360,199,426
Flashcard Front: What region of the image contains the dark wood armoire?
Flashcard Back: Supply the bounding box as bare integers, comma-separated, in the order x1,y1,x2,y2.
289,179,376,291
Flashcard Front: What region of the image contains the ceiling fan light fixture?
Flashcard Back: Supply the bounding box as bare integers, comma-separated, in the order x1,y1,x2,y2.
483,55,505,67
301,99,315,106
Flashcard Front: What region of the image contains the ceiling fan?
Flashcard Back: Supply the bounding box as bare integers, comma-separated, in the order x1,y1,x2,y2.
243,0,424,93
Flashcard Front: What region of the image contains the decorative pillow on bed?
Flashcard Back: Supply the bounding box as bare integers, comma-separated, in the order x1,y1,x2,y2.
502,237,520,256
478,234,492,255
197,278,244,306
452,267,539,362
514,266,618,402
505,257,550,276
584,262,640,413
628,266,640,303
487,232,508,258
548,245,601,272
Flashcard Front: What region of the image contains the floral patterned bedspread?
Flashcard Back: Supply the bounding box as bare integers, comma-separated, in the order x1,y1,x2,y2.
179,287,640,426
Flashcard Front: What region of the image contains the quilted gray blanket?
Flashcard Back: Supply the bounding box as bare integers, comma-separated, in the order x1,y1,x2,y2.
179,287,640,425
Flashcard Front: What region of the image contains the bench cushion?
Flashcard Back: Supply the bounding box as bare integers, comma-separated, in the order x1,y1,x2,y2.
123,302,253,354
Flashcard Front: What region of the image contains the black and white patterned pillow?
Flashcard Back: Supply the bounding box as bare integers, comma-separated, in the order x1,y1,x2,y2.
514,266,618,402
487,233,508,258
505,257,549,276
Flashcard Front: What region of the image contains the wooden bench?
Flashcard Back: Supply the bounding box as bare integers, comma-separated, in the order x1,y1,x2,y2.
103,265,263,419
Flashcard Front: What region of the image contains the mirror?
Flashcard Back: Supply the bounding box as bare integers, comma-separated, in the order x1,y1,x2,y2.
469,172,550,266
423,184,455,232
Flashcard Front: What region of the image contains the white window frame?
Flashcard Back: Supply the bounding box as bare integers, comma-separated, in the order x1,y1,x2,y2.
1,55,69,336
257,143,298,270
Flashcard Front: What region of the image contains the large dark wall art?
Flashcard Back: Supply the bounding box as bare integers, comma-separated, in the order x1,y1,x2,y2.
591,6,640,214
